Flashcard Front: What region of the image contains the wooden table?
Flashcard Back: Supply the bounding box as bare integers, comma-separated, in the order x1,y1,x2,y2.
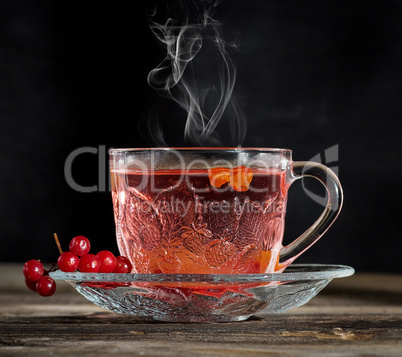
1,263,402,356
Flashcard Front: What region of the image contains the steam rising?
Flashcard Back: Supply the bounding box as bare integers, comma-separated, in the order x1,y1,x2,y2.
146,0,246,147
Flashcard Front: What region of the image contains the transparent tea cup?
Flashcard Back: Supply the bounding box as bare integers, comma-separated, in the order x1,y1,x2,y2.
109,147,343,275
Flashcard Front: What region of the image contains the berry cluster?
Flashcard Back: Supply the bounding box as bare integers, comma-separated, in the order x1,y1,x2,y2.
23,259,56,296
23,234,133,297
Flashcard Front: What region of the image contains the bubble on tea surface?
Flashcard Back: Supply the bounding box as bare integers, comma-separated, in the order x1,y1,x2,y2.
205,239,236,268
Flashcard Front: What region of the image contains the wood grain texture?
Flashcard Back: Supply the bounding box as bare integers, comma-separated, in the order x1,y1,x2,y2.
1,263,402,356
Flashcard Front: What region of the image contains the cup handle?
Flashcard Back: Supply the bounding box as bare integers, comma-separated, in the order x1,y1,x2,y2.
279,161,344,266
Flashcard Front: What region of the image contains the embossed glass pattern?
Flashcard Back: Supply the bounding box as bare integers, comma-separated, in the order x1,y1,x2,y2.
51,264,354,322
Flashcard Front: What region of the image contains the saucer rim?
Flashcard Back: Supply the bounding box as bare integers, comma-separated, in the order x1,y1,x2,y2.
49,263,354,283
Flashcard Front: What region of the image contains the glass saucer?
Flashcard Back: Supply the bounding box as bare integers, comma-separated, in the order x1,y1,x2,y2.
50,264,354,323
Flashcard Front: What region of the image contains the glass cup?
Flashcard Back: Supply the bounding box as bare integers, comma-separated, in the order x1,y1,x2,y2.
109,148,343,274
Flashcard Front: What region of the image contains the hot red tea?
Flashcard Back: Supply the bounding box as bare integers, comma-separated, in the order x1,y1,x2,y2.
111,168,288,274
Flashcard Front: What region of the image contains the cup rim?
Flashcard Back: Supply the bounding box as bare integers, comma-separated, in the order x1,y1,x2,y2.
109,147,292,155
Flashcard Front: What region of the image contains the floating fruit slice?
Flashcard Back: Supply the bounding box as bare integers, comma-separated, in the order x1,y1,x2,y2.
208,166,253,192
208,168,231,188
230,166,253,192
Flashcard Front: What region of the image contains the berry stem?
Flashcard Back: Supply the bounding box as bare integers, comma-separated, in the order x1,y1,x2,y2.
53,233,64,255
47,262,59,273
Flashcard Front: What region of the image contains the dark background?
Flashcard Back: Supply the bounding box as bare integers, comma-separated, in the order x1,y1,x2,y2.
1,0,401,272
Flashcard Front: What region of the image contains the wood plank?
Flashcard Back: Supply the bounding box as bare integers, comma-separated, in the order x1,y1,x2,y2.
1,263,402,356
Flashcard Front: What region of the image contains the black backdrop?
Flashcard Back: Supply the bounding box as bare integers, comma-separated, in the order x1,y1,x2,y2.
1,0,401,272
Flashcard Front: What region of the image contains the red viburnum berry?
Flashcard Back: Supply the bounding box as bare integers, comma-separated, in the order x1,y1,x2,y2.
78,254,101,273
69,235,90,257
97,251,117,273
113,256,133,273
36,276,56,297
58,251,80,272
23,259,44,282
